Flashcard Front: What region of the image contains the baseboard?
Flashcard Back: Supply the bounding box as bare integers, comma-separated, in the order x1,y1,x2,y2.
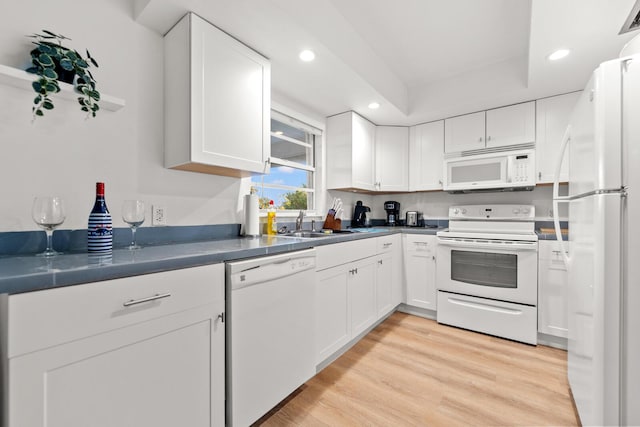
537,332,568,350
396,304,437,320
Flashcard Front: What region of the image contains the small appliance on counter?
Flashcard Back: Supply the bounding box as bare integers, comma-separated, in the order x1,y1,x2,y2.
405,211,423,227
384,201,400,226
352,200,371,227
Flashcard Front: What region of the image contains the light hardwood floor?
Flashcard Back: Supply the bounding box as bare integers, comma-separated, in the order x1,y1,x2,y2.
255,312,580,426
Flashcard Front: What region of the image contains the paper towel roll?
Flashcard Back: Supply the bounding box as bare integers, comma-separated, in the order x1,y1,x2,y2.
243,194,260,236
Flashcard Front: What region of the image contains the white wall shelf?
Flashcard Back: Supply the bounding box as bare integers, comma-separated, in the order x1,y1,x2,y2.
0,63,125,111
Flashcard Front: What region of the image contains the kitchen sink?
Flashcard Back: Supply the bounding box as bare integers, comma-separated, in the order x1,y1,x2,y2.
280,231,331,239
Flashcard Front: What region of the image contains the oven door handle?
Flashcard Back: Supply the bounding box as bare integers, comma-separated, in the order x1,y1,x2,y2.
437,238,538,251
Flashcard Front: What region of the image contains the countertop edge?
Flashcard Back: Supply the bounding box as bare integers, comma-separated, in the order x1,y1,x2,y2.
2,229,421,295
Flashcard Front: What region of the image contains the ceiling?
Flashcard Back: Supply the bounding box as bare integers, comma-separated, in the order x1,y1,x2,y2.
135,0,640,125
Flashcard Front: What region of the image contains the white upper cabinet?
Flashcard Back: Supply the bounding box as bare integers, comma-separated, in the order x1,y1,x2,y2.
375,126,409,191
409,121,444,191
444,111,485,153
486,101,536,148
444,102,535,153
326,112,376,191
535,92,581,183
164,13,270,177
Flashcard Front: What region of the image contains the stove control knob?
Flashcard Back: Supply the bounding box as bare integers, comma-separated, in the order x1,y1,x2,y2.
522,208,530,215
453,208,460,215
461,208,467,214
512,208,521,214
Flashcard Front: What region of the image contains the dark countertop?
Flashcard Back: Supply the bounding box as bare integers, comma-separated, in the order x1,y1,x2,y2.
3,227,442,295
10,223,574,295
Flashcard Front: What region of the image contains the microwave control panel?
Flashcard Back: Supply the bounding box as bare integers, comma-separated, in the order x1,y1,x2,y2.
511,154,533,183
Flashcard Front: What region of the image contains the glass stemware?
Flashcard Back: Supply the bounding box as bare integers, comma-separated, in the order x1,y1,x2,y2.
32,196,66,257
122,200,145,250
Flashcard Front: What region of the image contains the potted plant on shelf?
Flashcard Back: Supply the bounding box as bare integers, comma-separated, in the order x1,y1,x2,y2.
26,30,100,120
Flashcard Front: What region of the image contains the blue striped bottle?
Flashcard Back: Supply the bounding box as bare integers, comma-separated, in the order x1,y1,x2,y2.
87,182,113,253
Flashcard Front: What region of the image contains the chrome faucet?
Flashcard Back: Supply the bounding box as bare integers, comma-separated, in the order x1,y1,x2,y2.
295,210,304,231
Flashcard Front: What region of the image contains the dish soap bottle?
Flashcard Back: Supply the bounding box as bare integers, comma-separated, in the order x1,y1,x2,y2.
87,182,113,253
267,200,277,235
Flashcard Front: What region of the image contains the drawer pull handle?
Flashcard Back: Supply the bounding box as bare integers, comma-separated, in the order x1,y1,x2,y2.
123,292,172,307
383,242,392,248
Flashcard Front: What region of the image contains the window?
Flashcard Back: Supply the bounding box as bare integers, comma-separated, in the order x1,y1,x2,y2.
252,110,320,211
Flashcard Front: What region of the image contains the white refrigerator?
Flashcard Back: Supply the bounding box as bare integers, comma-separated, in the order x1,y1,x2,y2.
553,53,640,426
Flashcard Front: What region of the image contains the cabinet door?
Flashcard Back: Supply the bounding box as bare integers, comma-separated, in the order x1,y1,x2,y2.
444,111,486,153
409,121,444,191
349,258,377,337
404,235,437,310
193,14,269,172
376,254,394,317
485,101,535,148
375,126,409,191
538,241,569,338
316,265,351,364
7,304,224,427
165,13,270,177
535,92,581,183
352,114,376,191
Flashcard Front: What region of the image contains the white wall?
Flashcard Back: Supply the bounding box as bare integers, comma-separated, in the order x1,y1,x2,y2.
0,0,258,232
0,0,567,233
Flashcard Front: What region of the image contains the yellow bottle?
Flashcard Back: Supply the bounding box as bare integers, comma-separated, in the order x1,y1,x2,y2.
267,200,277,235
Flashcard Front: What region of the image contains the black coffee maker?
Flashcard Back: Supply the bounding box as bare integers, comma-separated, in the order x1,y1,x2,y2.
384,201,400,226
352,201,371,227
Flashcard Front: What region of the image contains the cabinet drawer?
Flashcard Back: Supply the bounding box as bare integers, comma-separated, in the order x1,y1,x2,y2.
6,264,224,358
404,234,436,253
315,238,377,271
377,234,400,253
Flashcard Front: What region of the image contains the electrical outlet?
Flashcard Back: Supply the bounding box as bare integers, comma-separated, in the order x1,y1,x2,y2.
152,205,167,226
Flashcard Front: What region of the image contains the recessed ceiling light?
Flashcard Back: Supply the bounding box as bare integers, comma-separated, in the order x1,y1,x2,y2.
299,50,315,62
274,131,284,135
548,49,571,61
368,102,380,109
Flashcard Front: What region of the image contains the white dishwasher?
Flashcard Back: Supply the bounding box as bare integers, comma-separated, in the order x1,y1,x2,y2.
226,249,316,427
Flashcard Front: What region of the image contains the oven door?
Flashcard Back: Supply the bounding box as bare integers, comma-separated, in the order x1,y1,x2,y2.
436,237,538,305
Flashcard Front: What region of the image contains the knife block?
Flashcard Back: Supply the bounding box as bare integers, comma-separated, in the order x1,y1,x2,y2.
322,213,342,231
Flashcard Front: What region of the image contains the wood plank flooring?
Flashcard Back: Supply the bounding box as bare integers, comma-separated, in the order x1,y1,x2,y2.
255,312,580,426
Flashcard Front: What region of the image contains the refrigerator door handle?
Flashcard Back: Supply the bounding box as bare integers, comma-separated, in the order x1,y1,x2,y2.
552,125,572,267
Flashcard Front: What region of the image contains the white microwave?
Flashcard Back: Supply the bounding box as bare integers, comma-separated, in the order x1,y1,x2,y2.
443,149,535,193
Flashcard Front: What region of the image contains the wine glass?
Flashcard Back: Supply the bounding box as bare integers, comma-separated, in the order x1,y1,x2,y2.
32,196,66,257
122,200,145,250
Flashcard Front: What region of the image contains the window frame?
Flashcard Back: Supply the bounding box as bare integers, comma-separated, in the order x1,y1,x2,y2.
253,107,323,216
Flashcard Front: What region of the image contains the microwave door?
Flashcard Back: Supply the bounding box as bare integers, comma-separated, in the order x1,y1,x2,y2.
446,156,507,190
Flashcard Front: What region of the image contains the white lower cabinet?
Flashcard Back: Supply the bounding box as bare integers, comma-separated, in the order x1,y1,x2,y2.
315,235,401,365
376,253,394,317
538,240,569,338
1,265,225,427
404,234,437,311
377,234,402,316
316,264,351,363
349,258,378,337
